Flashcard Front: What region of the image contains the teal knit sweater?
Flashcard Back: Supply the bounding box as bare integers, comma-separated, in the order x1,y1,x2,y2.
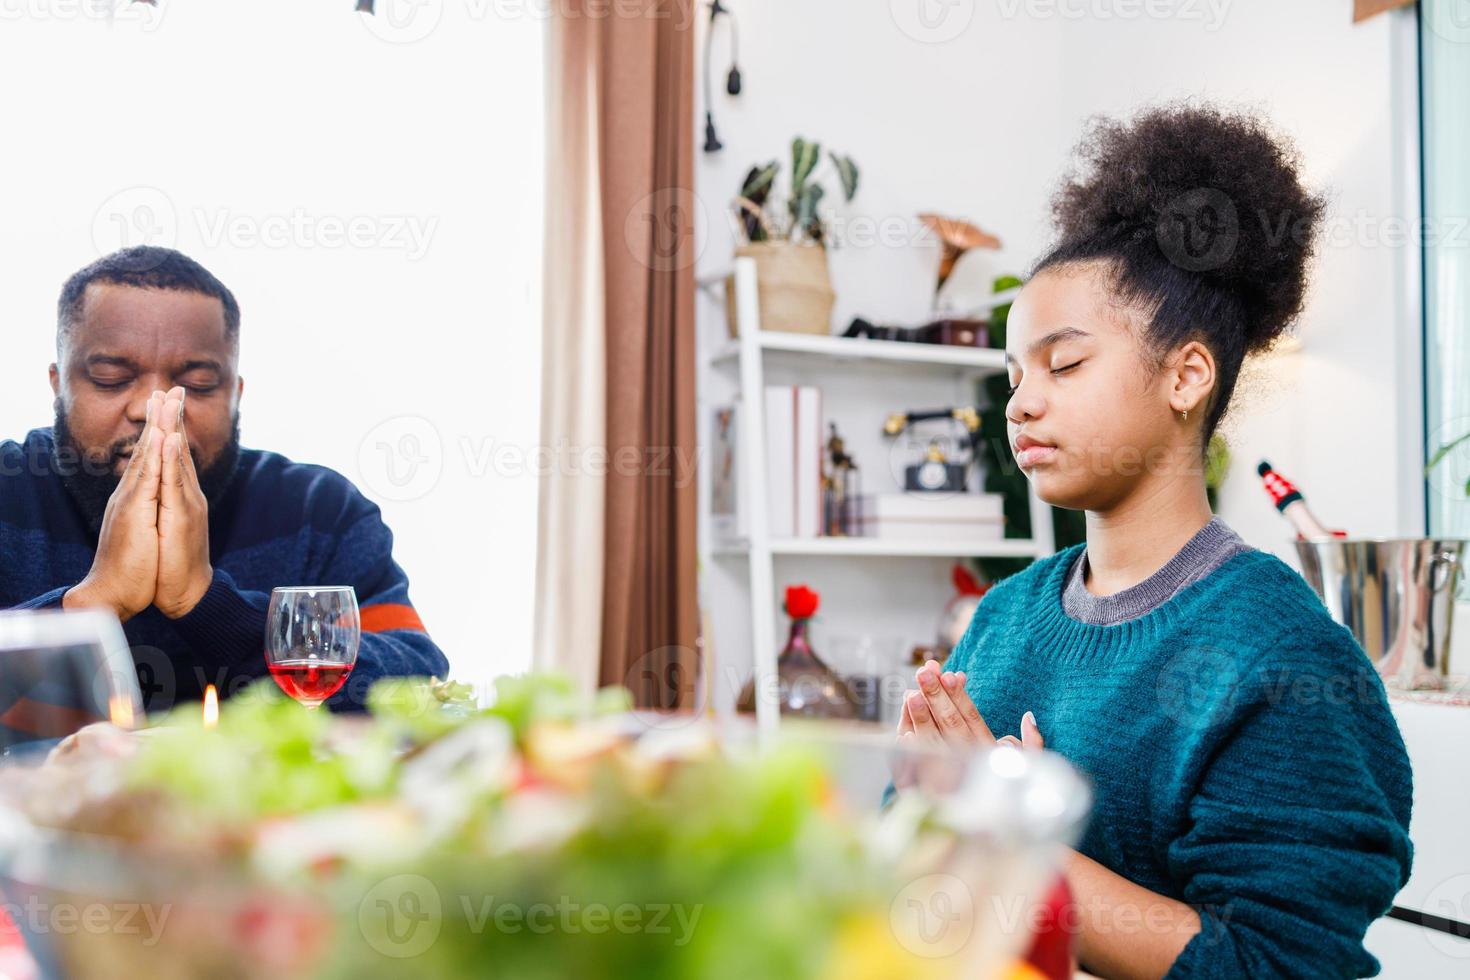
944,544,1413,978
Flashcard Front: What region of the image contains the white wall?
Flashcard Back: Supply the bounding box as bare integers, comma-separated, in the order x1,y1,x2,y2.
0,1,545,687
696,0,1423,562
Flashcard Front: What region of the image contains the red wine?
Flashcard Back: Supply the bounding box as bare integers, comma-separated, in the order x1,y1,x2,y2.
268,659,352,707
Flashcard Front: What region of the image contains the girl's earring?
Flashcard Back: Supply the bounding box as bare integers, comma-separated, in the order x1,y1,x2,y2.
1179,408,1189,422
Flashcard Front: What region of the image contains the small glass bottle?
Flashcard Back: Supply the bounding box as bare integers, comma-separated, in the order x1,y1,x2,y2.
738,587,858,719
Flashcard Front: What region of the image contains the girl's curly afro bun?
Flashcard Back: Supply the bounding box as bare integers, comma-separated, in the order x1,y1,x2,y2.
1035,103,1327,441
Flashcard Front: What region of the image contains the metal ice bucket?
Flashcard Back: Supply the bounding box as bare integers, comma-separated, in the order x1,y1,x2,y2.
1294,538,1467,690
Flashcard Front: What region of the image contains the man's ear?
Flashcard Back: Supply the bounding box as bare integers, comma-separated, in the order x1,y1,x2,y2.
48,363,59,398
1171,341,1215,416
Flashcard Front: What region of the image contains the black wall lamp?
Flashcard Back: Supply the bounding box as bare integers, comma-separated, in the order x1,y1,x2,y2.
703,0,742,153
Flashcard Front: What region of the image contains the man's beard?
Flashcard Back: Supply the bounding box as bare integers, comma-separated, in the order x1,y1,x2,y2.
51,401,243,538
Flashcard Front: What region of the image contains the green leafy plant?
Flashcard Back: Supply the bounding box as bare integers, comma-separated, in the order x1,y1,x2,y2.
1426,434,1470,600
737,162,778,242
1205,432,1231,512
735,137,859,246
1427,432,1470,497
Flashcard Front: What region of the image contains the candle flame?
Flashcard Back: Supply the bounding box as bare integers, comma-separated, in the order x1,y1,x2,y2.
203,685,219,728
108,694,135,730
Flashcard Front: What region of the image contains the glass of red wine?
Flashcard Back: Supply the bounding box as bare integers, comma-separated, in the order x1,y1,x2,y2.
265,587,360,709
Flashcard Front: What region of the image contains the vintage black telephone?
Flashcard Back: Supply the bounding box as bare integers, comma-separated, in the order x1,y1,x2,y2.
883,407,982,493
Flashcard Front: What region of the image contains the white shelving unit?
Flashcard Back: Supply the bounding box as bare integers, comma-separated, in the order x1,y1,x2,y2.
712,537,1046,560
697,257,1056,732
708,332,1011,371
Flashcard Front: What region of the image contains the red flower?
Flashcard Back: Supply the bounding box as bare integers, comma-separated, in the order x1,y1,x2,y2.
784,585,820,620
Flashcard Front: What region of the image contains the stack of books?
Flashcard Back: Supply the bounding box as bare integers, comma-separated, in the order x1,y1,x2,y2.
710,386,1006,543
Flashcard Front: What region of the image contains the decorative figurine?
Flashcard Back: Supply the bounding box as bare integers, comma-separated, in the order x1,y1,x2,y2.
823,423,861,536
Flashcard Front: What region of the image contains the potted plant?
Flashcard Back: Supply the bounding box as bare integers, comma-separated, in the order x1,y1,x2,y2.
1429,432,1470,498
1428,431,1470,602
727,138,860,336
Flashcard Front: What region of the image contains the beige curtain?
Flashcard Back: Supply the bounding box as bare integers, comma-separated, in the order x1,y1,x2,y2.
535,1,698,709
533,11,607,694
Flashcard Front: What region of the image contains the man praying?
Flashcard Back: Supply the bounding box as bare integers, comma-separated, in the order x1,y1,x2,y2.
0,246,448,714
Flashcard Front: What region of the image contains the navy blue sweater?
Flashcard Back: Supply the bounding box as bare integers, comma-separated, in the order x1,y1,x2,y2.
1,428,448,714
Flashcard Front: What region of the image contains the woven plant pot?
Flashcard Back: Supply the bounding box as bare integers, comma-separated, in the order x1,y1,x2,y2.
726,242,835,337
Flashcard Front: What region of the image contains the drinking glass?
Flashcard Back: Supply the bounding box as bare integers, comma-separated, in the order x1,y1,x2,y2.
265,587,360,709
0,609,142,758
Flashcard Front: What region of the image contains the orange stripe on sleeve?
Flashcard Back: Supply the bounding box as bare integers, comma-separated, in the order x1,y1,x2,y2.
0,698,103,739
360,603,427,634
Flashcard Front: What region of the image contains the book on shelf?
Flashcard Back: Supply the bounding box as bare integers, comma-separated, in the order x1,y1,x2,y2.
765,385,824,539
854,492,1006,542
710,404,743,539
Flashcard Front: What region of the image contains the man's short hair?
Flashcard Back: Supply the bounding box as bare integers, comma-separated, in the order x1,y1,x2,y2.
57,246,240,352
